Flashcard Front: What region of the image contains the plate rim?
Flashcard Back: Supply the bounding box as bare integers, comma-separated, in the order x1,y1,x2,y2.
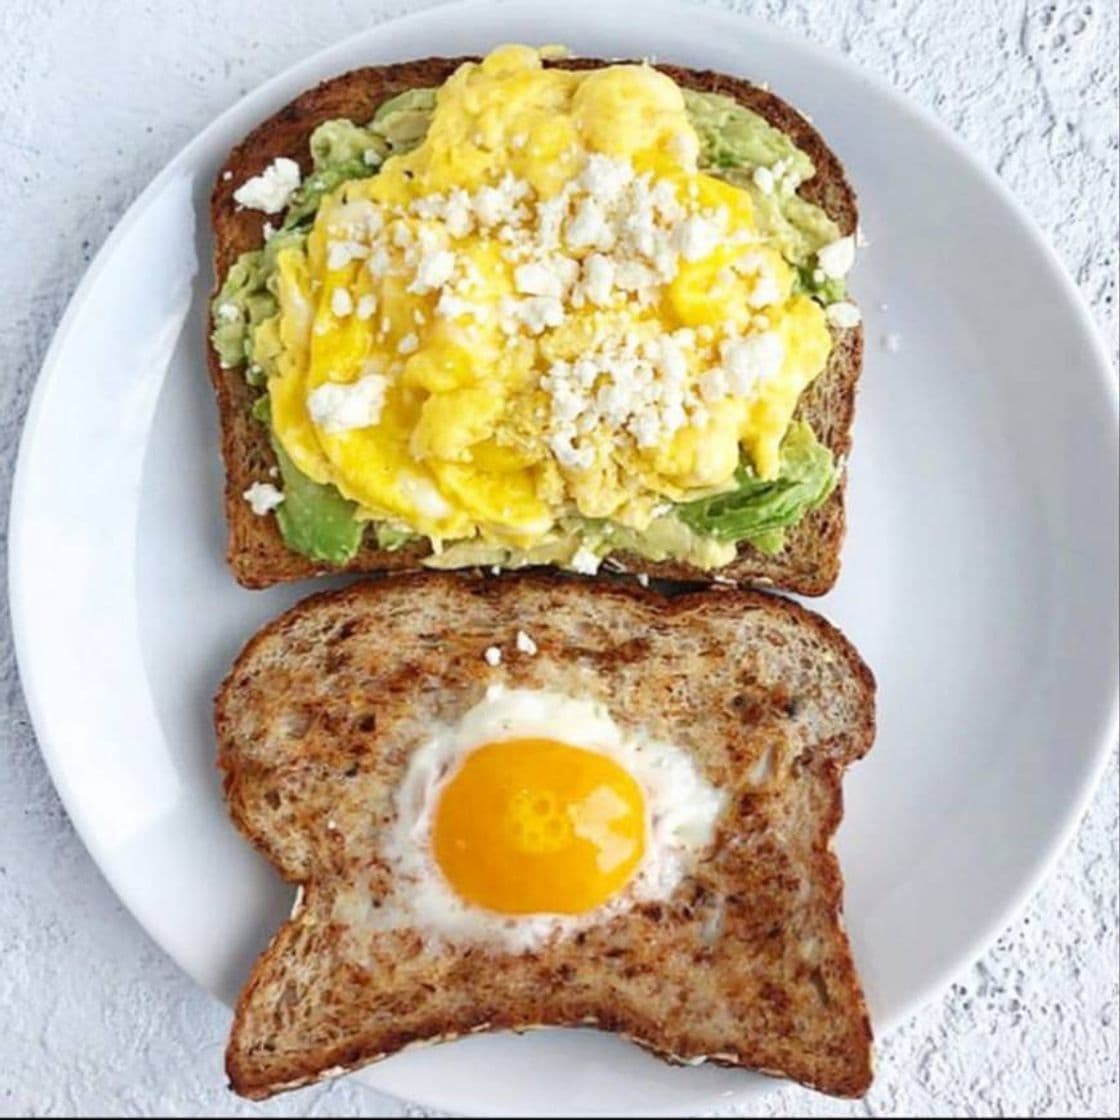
8,0,1119,1114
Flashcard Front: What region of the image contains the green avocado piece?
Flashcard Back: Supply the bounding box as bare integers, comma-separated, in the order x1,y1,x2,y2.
685,89,815,178
370,88,439,154
280,119,392,228
209,228,306,380
309,118,388,171
283,158,373,229
684,90,844,288
677,421,837,554
269,435,364,566
374,523,420,551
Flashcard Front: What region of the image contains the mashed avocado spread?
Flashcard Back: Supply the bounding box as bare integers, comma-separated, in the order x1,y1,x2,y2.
212,78,844,570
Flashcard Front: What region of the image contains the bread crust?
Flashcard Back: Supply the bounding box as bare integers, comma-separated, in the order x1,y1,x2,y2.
217,572,876,1100
207,57,862,593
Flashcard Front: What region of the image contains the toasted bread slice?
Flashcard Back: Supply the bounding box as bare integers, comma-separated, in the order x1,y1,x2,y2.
217,574,875,1099
208,57,862,595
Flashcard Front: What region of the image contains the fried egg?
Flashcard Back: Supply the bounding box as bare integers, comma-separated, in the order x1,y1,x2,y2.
373,687,726,951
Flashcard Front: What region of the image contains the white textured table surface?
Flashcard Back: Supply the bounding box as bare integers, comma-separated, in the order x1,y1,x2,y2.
1,1,1117,1116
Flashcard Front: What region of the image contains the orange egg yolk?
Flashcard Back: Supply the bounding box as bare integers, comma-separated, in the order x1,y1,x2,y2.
432,738,647,915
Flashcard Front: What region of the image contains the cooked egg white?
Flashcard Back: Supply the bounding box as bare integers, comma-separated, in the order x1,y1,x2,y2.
366,687,725,952
267,43,833,551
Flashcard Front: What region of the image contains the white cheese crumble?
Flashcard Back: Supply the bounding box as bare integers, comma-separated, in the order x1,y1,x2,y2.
397,332,420,355
217,302,239,322
484,646,503,666
355,293,377,320
515,630,538,656
306,370,388,433
825,301,863,329
817,235,855,279
752,165,775,195
330,288,353,317
673,214,721,261
720,332,785,395
570,547,601,575
233,157,301,214
327,240,369,270
409,247,456,293
243,481,284,516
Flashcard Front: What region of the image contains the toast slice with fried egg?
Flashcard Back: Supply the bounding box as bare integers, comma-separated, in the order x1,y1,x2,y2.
207,54,862,594
217,574,875,1099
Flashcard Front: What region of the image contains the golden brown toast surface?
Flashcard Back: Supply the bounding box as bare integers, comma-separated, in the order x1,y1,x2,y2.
207,57,863,594
217,574,876,1099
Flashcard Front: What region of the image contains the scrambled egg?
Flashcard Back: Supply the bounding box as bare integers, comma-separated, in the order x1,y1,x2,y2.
266,44,833,548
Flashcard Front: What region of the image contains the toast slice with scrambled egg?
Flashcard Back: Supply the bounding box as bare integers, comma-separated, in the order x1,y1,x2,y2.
218,573,875,1099
208,51,862,593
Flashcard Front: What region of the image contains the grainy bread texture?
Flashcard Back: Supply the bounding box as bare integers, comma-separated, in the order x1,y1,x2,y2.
217,573,876,1100
207,57,862,594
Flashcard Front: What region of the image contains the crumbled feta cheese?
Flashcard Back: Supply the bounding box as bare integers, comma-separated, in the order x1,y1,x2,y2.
752,165,775,195
566,197,612,251
307,371,388,434
473,173,530,227
570,546,601,575
330,288,353,317
746,271,783,309
367,246,391,277
243,481,284,516
484,645,502,667
397,332,420,354
637,572,650,587
442,189,474,238
580,253,615,306
673,214,720,261
817,235,855,279
355,293,377,320
580,154,634,204
536,193,569,250
515,261,565,298
233,157,301,214
699,368,728,403
327,240,369,270
513,296,564,334
221,170,233,182
409,247,456,293
721,332,785,395
515,630,538,656
825,301,862,329
436,290,477,319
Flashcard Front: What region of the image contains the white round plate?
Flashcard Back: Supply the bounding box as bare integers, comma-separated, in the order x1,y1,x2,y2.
9,1,1118,1116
